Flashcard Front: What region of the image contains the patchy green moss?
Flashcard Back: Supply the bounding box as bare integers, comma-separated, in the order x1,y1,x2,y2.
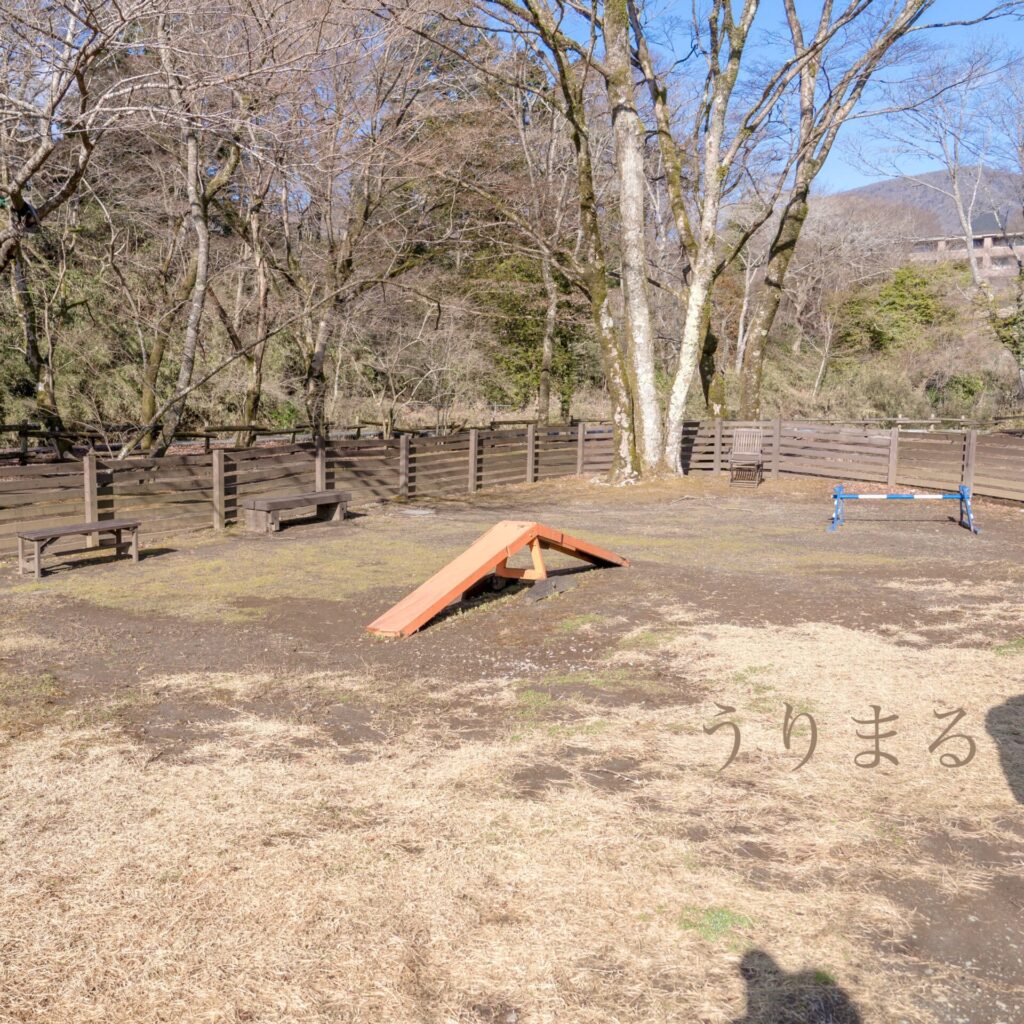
994,637,1024,656
618,627,675,651
542,667,670,696
514,688,557,723
677,905,753,943
556,613,604,633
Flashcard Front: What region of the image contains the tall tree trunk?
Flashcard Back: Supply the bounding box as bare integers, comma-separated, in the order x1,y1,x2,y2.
237,208,270,448
730,0,927,418
605,0,662,471
304,315,331,438
562,81,636,478
538,256,557,424
140,253,197,450
738,180,812,418
812,326,833,397
654,0,751,471
520,0,637,479
733,261,756,372
157,128,209,452
578,179,635,481
663,255,715,470
11,251,62,429
139,335,166,450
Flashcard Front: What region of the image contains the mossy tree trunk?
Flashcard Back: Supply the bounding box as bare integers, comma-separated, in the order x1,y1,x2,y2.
605,0,662,472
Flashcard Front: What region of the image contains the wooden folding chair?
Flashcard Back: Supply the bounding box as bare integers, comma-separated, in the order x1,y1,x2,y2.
729,427,764,486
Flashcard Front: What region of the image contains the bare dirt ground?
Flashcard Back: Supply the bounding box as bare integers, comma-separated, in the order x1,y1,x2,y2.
1,474,1022,1024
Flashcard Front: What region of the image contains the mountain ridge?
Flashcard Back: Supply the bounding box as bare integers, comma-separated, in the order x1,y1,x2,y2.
831,166,1023,236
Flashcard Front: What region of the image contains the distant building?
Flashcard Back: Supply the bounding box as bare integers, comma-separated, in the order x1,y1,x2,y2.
910,212,1023,279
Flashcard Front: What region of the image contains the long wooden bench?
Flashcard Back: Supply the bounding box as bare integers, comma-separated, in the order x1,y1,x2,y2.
18,519,141,580
240,490,351,534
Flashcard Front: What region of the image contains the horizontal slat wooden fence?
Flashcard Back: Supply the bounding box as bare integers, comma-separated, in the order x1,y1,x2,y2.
678,419,1020,502
1,420,1021,556
0,461,85,556
974,431,1024,502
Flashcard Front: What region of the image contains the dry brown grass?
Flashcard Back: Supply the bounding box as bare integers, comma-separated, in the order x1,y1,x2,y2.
0,630,55,656
1,480,1022,1023
1,612,1020,1023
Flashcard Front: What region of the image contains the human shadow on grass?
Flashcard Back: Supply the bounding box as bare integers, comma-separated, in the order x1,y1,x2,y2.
986,694,1024,805
730,951,862,1024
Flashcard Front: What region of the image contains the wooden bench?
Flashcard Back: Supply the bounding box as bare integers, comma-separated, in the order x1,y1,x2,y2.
240,490,351,534
18,519,141,580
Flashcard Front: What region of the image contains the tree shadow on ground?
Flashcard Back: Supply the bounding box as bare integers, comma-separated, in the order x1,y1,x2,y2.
730,950,862,1024
426,564,601,630
16,545,177,578
986,695,1024,804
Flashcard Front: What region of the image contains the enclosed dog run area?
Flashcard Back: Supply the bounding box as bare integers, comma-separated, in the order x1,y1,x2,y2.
1,422,1023,1024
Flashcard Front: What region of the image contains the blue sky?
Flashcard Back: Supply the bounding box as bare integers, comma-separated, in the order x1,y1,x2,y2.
816,0,1024,192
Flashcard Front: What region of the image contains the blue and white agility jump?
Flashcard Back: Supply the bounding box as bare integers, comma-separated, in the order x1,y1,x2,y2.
828,483,978,534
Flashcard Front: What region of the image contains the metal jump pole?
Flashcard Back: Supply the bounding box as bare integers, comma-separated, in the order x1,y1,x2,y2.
828,483,979,534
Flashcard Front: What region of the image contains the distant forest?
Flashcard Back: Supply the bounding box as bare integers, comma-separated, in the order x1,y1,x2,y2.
2,1,1024,475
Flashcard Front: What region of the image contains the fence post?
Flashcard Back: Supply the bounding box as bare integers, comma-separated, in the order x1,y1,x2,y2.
962,429,977,490
83,452,99,548
526,422,537,483
713,418,723,475
887,426,899,490
399,434,411,499
212,449,225,530
772,416,782,479
468,428,479,493
315,435,328,491
576,422,586,476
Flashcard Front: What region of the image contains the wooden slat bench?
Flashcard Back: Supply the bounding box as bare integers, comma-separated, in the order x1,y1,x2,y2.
18,519,141,580
240,490,351,534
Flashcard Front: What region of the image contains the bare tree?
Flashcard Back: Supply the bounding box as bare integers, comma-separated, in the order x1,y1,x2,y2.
868,48,1024,391
0,0,162,425
0,0,163,272
865,53,999,288
735,5,1024,418
465,0,639,478
978,60,1024,391
782,196,915,396
599,1,936,465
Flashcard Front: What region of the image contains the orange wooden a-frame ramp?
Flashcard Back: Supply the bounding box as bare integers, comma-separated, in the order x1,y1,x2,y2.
366,520,629,638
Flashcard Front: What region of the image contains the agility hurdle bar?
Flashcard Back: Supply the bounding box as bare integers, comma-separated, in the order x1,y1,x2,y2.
828,483,978,534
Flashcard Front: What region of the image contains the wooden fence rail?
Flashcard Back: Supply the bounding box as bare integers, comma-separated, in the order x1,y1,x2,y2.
578,419,1020,499
2,421,1022,558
